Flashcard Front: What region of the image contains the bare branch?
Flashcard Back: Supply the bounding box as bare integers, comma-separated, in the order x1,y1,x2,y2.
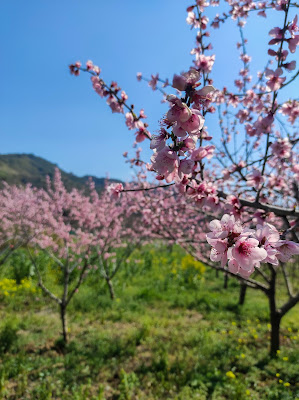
254,268,270,284
27,246,62,305
66,258,89,306
281,264,293,298
279,292,299,316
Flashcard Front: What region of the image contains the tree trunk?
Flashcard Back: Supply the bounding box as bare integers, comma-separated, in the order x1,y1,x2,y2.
239,283,247,305
223,272,228,289
106,278,115,300
268,265,281,356
60,303,68,345
216,269,219,278
270,309,281,355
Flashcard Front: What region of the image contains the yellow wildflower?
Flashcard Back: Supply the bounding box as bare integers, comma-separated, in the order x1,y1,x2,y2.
226,371,236,379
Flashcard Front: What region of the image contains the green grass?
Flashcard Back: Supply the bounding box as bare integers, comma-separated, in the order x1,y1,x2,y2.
0,245,298,399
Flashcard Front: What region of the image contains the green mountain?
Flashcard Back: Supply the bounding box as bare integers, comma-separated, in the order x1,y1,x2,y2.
0,154,122,192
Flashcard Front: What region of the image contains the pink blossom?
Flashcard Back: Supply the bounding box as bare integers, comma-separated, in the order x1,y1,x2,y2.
69,61,81,76
254,223,280,265
236,109,250,123
194,54,215,73
107,183,123,199
228,259,253,278
196,0,209,12
190,145,215,161
106,96,123,113
178,159,194,178
135,124,151,142
121,90,128,102
279,100,299,124
288,15,298,37
166,96,192,123
91,76,105,97
271,138,292,159
139,109,147,119
210,240,228,267
125,113,136,130
265,68,286,91
179,109,205,134
93,65,101,75
252,113,274,135
207,214,243,242
257,10,267,18
231,237,267,271
275,240,299,262
172,69,201,91
181,136,198,151
150,131,167,151
193,85,215,105
283,60,296,71
269,27,284,39
148,74,159,90
240,54,251,64
86,60,94,70
150,148,179,182
246,168,265,189
186,11,200,29
287,35,299,53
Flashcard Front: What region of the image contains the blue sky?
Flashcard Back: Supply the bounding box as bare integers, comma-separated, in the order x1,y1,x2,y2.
0,1,296,180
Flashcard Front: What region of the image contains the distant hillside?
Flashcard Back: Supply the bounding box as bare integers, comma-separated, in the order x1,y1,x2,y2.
0,154,122,192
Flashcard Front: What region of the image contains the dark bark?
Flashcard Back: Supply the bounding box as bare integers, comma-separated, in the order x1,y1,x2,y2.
60,303,68,344
106,278,115,300
268,265,281,355
223,272,228,289
270,307,281,355
239,283,247,305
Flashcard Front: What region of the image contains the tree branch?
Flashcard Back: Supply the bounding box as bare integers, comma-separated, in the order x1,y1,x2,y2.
27,246,62,305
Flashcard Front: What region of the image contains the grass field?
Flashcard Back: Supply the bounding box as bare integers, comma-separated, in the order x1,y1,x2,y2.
0,244,298,399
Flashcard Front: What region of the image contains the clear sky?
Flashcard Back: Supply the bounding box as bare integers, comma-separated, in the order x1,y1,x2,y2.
0,1,296,180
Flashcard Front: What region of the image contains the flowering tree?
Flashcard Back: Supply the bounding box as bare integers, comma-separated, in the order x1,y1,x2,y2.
74,180,145,300
70,0,298,354
0,170,146,343
0,183,47,265
21,171,98,345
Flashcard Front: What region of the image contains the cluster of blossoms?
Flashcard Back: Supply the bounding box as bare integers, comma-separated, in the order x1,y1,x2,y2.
70,1,299,279
70,1,298,214
149,73,215,184
207,214,299,277
68,0,299,356
265,14,298,90
210,0,298,26
69,60,151,144
145,4,298,211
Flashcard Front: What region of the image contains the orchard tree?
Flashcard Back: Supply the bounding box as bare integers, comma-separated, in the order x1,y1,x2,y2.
70,0,299,354
0,183,48,265
21,171,97,345
0,170,146,343
73,179,146,300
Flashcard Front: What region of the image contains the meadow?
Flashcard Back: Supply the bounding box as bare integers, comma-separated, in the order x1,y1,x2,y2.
0,244,298,400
